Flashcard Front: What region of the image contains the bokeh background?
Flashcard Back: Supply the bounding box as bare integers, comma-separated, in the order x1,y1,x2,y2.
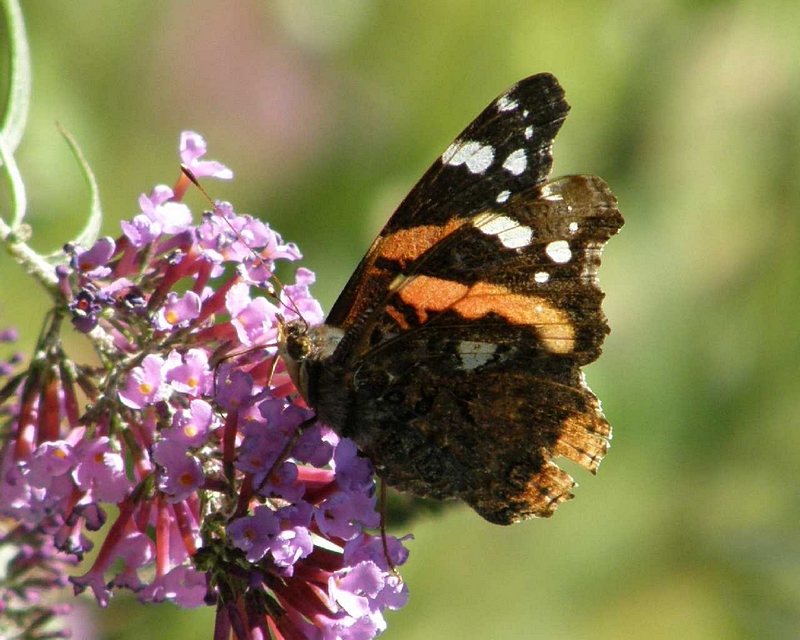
1,1,799,638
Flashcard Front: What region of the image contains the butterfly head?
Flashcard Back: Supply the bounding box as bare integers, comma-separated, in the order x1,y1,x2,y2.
277,316,344,406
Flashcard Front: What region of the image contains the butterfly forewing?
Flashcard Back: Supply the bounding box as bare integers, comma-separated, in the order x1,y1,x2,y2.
327,73,569,329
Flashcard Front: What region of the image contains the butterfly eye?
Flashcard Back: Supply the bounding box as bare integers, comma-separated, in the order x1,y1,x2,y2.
284,321,312,361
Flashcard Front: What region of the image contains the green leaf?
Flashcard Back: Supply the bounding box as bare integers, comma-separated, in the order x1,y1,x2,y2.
45,124,103,257
0,0,32,158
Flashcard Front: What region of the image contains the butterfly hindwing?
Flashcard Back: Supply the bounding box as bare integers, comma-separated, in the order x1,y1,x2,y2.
338,347,609,524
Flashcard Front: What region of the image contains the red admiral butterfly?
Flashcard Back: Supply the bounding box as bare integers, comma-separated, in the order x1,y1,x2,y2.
279,73,623,524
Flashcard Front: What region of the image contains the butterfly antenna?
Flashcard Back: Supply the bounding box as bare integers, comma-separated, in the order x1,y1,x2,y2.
180,165,307,323
269,271,309,330
180,164,215,205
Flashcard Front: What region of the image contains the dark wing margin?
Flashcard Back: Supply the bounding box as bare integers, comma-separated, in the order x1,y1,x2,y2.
327,73,569,328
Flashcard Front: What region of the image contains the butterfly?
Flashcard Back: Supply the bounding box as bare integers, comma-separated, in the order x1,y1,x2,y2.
278,73,623,525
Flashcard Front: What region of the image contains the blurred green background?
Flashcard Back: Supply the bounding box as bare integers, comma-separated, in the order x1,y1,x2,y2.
2,1,799,638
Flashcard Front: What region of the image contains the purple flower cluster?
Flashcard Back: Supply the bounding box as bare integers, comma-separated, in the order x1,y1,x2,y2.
0,132,409,639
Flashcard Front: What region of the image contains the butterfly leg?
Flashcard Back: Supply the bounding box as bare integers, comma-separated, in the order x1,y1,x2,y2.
378,479,403,579
254,415,318,496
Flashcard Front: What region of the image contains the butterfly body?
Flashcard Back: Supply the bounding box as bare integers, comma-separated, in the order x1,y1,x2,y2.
279,74,623,524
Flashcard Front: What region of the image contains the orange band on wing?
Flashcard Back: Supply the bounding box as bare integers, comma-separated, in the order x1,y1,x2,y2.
378,219,465,267
398,276,575,353
385,304,411,330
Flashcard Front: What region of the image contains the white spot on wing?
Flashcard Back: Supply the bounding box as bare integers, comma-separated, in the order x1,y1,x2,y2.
523,109,530,118
496,190,511,203
496,94,519,112
502,149,527,176
457,341,498,370
582,242,604,280
569,222,579,233
465,146,495,173
524,125,534,140
473,213,533,249
441,141,459,164
442,140,495,174
475,214,517,235
540,183,563,202
535,271,550,283
500,227,532,249
546,240,572,263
